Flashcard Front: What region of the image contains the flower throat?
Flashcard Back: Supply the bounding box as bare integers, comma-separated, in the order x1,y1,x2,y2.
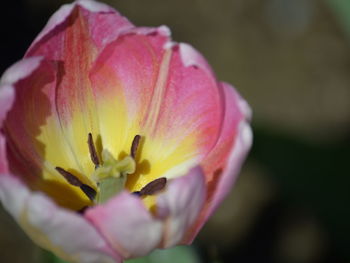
55,133,167,210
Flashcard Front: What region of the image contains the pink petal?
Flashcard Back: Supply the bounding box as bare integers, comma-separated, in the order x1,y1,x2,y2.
26,0,133,57
85,192,163,259
0,84,13,128
156,166,206,248
0,135,8,174
85,167,205,258
22,1,134,183
4,58,57,176
179,43,215,77
0,57,44,174
0,174,120,263
205,83,252,211
143,42,223,158
3,58,96,209
182,83,252,243
0,136,8,174
0,57,43,126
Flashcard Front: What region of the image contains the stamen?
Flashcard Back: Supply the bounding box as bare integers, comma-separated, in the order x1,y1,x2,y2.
130,135,141,159
55,167,96,201
55,167,82,187
139,177,167,196
88,133,100,168
80,184,97,201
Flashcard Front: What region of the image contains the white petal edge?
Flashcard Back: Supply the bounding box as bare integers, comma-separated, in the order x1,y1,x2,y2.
0,56,43,85
210,118,252,215
156,166,206,248
0,174,120,263
0,57,44,126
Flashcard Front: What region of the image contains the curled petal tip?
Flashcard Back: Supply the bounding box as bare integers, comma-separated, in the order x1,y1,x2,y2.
163,41,176,50
158,25,171,36
178,43,215,80
76,0,115,12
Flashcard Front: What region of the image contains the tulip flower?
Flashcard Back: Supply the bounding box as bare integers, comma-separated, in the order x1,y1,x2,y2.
0,0,252,262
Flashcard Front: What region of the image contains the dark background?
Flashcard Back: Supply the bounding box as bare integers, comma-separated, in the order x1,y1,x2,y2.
0,0,349,262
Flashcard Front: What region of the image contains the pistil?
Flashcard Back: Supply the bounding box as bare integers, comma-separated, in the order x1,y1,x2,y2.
92,150,136,204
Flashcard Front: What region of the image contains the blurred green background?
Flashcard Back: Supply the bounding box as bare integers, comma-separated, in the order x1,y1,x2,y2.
0,0,349,262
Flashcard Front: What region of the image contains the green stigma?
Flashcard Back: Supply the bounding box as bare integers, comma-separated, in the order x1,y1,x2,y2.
92,149,136,204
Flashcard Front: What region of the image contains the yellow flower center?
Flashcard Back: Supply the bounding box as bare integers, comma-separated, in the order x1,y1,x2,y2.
55,133,167,211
